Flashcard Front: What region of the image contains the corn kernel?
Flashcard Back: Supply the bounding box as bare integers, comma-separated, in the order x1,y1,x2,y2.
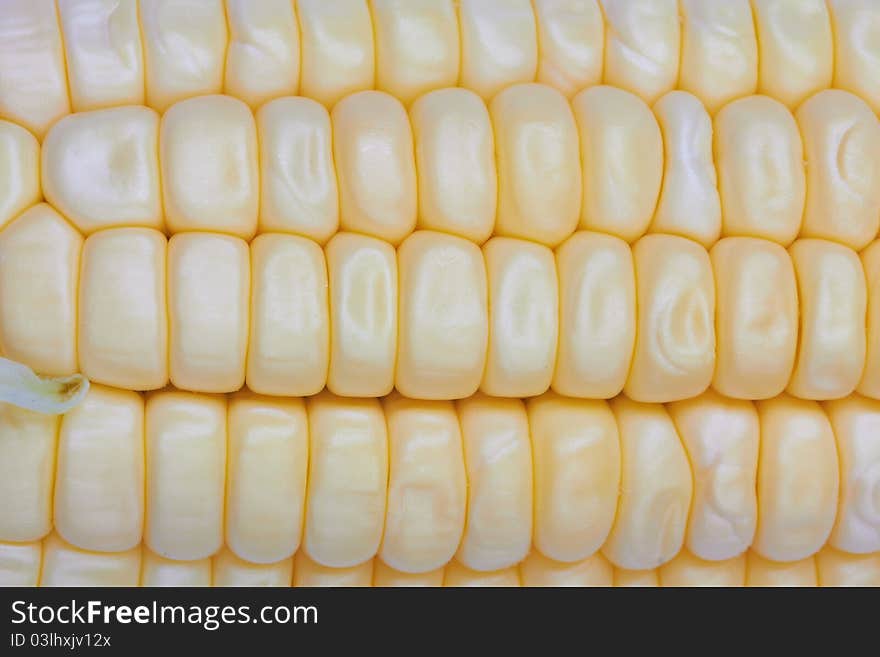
297,0,374,108
141,551,211,587
816,547,880,587
828,0,880,114
380,395,466,574
600,0,679,104
325,232,398,397
396,231,488,400
371,0,459,105
823,396,880,554
796,90,880,251
626,234,715,403
710,237,798,400
457,0,538,102
659,551,746,587
226,393,308,564
715,95,805,245
410,88,496,243
224,0,300,109
57,0,145,111
754,395,839,562
0,542,42,587
40,533,141,587
43,107,162,235
247,234,329,397
332,91,417,245
678,0,758,114
532,0,604,98
0,0,70,138
668,391,759,561
78,228,168,390
0,204,81,377
54,385,144,552
651,91,721,248
0,404,58,543
443,561,520,587
160,95,259,238
304,393,388,568
519,551,613,587
145,391,226,561
528,393,620,563
456,395,532,571
788,239,866,400
571,86,663,243
481,238,558,397
553,231,636,398
293,551,373,587
603,397,692,570
0,120,40,232
373,561,443,587
490,83,581,246
139,0,227,112
746,551,817,587
213,548,293,587
613,568,659,587
256,97,338,243
751,0,833,109
168,233,250,394
859,241,880,399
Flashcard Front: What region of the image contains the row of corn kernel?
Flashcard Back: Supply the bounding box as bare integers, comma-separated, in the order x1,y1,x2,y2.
2,537,877,587
2,385,878,571
3,206,879,402
2,0,879,141
4,82,879,252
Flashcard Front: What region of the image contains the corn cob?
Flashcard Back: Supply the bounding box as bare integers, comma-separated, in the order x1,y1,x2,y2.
2,387,878,582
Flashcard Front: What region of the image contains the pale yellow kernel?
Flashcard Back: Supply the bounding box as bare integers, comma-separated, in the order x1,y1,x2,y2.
626,234,716,403
410,88,496,243
527,393,620,563
456,395,532,571
247,234,329,397
224,0,300,108
371,0,459,105
58,0,145,111
297,0,375,108
553,231,636,399
571,86,663,243
519,551,613,587
54,385,144,553
139,0,227,112
600,0,680,104
380,395,466,574
396,231,488,400
603,397,692,570
304,393,387,569
325,232,398,397
458,0,538,101
226,393,308,564
443,561,520,587
481,237,558,397
668,391,759,561
0,204,81,377
293,551,373,587
754,395,839,562
0,403,58,543
332,91,417,245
